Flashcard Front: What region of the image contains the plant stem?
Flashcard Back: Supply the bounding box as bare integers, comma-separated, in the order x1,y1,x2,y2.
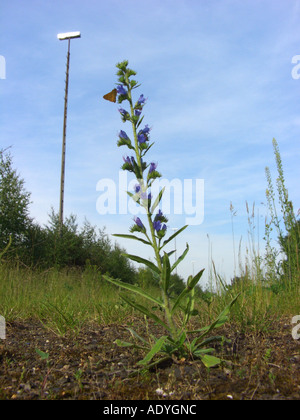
127,81,178,341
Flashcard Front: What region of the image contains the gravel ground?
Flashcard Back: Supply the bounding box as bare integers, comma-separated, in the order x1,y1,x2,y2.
0,317,299,400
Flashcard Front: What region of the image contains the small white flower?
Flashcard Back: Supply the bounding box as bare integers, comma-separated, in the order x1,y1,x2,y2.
155,388,167,397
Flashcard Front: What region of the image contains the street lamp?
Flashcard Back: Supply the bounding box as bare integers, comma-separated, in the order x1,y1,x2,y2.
57,31,81,233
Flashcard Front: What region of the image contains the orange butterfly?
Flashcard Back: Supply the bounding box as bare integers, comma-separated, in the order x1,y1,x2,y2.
103,88,117,103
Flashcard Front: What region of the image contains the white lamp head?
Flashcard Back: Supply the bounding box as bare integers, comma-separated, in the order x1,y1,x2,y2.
57,31,81,40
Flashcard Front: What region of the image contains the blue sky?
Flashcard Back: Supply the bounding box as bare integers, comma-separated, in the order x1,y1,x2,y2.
1,0,300,286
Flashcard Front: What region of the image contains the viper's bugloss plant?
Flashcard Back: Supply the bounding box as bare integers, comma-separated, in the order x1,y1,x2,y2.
103,60,238,369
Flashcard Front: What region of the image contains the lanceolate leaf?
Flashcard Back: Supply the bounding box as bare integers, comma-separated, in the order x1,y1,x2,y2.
161,252,171,294
126,327,150,346
120,294,171,332
171,269,205,314
150,187,165,214
35,348,49,360
198,354,221,368
160,225,188,250
114,339,147,351
171,243,189,273
113,233,151,246
188,294,240,339
122,253,161,274
137,336,169,366
103,275,164,307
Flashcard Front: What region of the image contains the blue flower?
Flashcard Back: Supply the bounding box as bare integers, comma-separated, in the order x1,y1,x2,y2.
149,162,157,174
118,108,129,118
153,220,167,233
138,133,147,144
119,130,129,140
117,85,127,96
134,216,144,229
134,184,141,194
155,209,163,220
137,94,146,105
123,156,135,166
138,126,150,144
153,220,162,232
140,125,150,135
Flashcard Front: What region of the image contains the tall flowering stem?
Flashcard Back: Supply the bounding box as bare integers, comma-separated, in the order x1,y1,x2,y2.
116,61,179,339
103,60,239,369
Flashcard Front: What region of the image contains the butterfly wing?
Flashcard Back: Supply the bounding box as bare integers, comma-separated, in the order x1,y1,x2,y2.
103,88,117,103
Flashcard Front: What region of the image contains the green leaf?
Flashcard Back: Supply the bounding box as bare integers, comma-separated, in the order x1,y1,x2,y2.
114,339,147,351
161,252,171,293
171,243,189,272
35,348,49,360
117,138,135,150
188,294,240,339
126,327,150,346
120,294,171,332
176,331,187,348
103,275,164,307
166,250,175,258
113,233,151,246
122,253,161,274
191,335,225,352
183,278,195,325
198,354,221,368
136,115,145,128
150,187,165,214
137,336,168,366
193,347,215,355
171,269,205,314
161,225,188,250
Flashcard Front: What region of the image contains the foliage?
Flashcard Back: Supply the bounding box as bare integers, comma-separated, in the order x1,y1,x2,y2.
103,60,239,369
265,138,299,286
279,219,300,284
0,148,31,251
0,148,136,282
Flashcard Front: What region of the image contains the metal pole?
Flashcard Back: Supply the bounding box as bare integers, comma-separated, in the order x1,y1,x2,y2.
59,38,71,233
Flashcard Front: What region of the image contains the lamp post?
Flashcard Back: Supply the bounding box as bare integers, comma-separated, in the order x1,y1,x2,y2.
57,31,81,233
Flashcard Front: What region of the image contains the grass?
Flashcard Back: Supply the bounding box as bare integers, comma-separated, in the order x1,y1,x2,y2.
0,139,299,339
0,265,135,333
0,261,298,337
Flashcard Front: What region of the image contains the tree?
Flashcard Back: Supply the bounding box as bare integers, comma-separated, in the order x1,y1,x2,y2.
0,149,31,250
279,219,300,284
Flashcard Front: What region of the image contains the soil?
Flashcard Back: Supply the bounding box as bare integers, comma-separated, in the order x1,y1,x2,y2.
0,317,299,400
